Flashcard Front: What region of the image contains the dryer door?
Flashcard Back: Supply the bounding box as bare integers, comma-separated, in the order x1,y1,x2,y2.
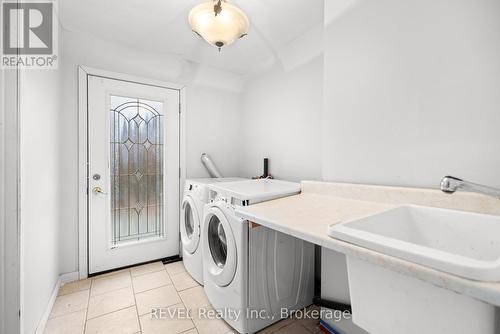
180,195,200,254
203,206,237,287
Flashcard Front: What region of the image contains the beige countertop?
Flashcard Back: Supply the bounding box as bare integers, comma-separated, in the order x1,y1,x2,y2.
235,182,500,308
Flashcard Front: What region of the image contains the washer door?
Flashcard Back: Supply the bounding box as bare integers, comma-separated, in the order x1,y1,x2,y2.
203,206,237,287
180,196,200,254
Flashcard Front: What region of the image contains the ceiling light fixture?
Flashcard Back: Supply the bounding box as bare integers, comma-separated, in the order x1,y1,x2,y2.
188,0,249,51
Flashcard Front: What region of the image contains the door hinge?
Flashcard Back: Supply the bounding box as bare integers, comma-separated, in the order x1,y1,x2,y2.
178,103,181,114
179,168,181,178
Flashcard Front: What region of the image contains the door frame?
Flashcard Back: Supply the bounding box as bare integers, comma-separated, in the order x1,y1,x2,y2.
77,66,186,279
1,0,21,328
1,60,21,334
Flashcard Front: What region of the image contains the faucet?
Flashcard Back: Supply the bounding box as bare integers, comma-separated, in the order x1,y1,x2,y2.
440,176,500,199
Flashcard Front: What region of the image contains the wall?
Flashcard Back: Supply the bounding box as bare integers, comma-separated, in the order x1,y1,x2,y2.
59,30,244,274
323,0,500,188
186,85,242,178
240,56,323,181
19,65,63,333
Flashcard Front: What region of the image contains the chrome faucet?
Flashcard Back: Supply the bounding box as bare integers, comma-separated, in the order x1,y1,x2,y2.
440,176,500,199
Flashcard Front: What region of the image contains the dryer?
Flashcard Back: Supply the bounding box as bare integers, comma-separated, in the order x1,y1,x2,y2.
181,178,244,284
202,179,315,333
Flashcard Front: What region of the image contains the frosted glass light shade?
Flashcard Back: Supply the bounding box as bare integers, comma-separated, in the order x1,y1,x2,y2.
188,1,249,50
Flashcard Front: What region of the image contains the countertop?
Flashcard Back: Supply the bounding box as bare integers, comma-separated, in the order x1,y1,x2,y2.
235,184,500,307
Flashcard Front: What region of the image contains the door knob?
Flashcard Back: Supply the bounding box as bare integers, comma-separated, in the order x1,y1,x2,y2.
92,186,107,195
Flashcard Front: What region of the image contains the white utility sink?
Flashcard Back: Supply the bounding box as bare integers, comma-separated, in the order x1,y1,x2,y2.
328,205,500,281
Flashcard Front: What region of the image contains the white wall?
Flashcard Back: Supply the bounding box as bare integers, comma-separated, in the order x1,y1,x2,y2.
19,67,62,333
186,85,242,178
323,0,500,188
240,56,323,181
59,30,243,274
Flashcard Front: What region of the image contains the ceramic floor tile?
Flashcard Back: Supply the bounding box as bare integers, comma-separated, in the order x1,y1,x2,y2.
87,286,135,319
164,261,186,276
273,322,310,334
139,303,195,334
130,262,165,277
91,271,132,296
180,329,198,334
44,309,86,334
93,268,130,279
190,306,233,334
49,290,89,318
170,271,199,291
290,305,320,333
135,285,181,316
132,270,172,293
296,316,320,333
257,317,295,334
178,286,210,310
58,279,92,296
85,306,140,334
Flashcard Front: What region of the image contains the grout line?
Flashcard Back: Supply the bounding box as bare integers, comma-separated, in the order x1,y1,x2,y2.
91,268,132,280
86,305,137,322
83,275,95,333
89,272,133,297
47,306,88,320
177,290,196,334
130,269,143,334
174,282,201,292
82,308,88,334
130,265,166,278
89,283,133,299
133,282,174,295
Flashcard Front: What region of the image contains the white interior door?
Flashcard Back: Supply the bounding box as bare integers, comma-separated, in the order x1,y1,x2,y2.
88,75,180,274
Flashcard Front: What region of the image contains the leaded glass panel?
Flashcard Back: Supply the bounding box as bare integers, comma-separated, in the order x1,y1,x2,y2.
110,95,164,245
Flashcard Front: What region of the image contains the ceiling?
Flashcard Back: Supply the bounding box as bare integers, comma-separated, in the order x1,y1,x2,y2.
61,0,324,76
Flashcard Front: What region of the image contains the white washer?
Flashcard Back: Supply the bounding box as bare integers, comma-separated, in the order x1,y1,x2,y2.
202,179,315,333
181,178,244,285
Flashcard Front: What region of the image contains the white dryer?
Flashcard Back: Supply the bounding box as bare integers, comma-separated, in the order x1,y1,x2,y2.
181,178,243,285
202,179,315,333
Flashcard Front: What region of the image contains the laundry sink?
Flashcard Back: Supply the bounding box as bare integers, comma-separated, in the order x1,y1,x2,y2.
328,205,500,281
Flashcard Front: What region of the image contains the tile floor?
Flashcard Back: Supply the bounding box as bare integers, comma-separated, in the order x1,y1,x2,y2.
44,261,321,334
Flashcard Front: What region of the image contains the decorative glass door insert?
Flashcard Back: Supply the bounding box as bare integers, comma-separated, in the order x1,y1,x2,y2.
110,95,164,245
88,75,180,274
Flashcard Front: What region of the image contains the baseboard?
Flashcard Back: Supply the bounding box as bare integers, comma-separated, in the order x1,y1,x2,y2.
34,276,61,334
34,271,79,334
61,271,79,284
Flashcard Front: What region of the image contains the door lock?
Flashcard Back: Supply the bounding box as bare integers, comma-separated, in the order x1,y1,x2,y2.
93,174,101,181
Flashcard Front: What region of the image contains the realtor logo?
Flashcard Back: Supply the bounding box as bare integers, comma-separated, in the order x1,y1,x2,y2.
2,1,58,68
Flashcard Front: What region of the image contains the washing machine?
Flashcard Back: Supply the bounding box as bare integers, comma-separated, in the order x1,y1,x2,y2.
202,179,315,333
181,178,244,285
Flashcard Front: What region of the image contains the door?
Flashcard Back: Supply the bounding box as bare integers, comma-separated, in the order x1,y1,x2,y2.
88,75,180,274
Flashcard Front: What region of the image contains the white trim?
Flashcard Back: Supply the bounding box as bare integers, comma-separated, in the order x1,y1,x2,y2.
34,276,61,334
179,87,186,255
78,67,88,279
1,49,21,334
0,59,5,334
33,270,82,334
79,66,185,91
60,271,79,285
78,66,186,278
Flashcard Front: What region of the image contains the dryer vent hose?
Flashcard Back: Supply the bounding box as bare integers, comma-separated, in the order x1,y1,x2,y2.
201,153,223,178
